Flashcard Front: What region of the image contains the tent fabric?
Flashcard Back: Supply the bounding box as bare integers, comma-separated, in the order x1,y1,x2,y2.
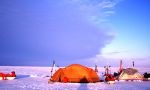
49,64,100,83
122,68,138,75
118,68,143,80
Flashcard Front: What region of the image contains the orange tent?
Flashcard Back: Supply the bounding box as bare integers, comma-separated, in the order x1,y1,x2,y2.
49,64,100,83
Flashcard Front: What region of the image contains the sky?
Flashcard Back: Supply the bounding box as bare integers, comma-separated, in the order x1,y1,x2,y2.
100,0,150,67
0,0,150,67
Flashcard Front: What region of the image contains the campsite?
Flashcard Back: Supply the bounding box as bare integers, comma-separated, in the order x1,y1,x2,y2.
0,65,150,90
1,0,150,89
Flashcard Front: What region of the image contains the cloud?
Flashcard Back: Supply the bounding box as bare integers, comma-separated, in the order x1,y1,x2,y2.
103,50,129,55
0,0,119,66
88,54,150,67
68,0,118,24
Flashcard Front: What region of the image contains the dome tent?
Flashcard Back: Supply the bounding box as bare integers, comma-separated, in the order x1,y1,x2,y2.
49,64,100,83
118,68,143,81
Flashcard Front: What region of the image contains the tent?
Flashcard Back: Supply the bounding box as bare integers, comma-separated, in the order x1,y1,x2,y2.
49,64,100,83
118,68,143,81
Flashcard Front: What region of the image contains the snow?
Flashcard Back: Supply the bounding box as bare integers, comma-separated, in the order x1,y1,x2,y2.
0,66,150,90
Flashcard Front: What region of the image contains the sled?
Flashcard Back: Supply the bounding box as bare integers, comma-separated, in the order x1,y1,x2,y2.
105,74,115,84
0,71,16,80
107,81,115,84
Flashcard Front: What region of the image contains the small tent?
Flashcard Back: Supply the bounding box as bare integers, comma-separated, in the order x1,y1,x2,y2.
118,68,143,81
49,64,100,83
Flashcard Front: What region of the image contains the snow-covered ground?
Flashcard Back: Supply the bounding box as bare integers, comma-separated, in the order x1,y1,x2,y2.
0,66,150,90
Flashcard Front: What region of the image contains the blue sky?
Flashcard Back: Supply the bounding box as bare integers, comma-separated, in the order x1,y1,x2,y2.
101,0,150,67
0,0,150,67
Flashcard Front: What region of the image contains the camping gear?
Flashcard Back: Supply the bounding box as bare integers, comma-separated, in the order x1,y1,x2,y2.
104,66,115,84
95,65,98,73
143,72,150,81
50,60,59,78
50,60,55,78
0,71,16,80
143,72,150,78
118,60,123,73
49,64,100,83
118,68,143,81
105,74,115,84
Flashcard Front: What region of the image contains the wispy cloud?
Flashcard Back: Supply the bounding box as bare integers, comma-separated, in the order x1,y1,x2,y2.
103,50,129,55
67,0,120,24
